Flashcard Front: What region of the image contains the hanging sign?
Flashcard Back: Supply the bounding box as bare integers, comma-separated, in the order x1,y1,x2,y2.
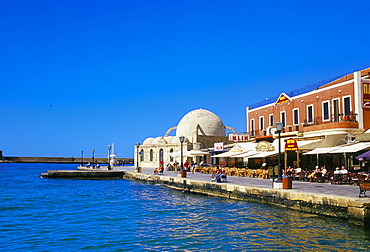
214,142,224,151
256,141,274,151
285,138,298,151
275,93,291,106
363,81,370,108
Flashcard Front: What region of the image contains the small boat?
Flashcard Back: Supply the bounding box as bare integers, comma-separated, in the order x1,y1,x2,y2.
77,164,108,170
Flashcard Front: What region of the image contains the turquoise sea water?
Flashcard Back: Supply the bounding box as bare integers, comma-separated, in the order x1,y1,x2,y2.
1,163,370,251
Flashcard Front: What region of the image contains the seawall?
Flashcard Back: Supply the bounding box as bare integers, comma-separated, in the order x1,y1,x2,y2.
1,156,134,164
122,171,370,227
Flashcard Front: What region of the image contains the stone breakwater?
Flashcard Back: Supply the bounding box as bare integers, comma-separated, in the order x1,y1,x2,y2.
123,171,370,227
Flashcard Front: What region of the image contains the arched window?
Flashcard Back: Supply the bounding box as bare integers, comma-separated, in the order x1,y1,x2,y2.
140,149,144,162
150,149,154,162
169,148,174,162
159,149,164,163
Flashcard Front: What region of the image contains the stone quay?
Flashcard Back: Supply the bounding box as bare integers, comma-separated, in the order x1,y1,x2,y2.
40,166,370,227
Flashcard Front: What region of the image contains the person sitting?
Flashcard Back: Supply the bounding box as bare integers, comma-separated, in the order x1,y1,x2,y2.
341,166,349,183
215,166,227,182
334,167,341,184
155,165,164,175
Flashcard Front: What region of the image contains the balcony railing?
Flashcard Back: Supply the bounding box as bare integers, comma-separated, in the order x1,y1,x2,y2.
249,112,359,139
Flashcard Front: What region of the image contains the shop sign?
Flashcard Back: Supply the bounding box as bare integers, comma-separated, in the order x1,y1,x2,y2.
285,138,298,151
229,133,249,141
214,142,224,151
363,81,370,108
275,93,291,106
256,141,274,151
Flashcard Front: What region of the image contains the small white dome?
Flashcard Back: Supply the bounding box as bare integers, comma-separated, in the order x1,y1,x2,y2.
143,137,155,145
152,137,167,145
176,109,226,139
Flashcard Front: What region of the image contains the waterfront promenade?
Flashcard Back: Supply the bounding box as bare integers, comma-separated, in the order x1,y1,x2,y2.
119,166,366,199
41,165,370,226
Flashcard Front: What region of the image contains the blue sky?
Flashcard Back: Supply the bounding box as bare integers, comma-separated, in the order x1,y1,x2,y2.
0,0,369,158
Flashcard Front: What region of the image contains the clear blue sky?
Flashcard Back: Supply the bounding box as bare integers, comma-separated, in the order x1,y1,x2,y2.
0,0,369,158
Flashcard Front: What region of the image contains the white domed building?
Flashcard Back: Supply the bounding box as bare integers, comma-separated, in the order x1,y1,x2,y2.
135,108,236,168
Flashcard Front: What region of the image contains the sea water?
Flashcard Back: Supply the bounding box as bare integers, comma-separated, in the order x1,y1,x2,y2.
1,163,370,251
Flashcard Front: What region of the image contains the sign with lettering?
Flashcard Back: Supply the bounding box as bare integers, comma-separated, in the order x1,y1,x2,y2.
275,93,291,106
363,81,370,108
228,133,249,142
214,142,224,151
285,138,298,151
256,141,274,151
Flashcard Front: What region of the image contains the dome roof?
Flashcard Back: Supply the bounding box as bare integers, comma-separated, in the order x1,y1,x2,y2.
176,109,226,139
143,137,155,145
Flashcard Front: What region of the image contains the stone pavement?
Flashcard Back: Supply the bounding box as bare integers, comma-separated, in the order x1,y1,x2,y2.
118,166,368,199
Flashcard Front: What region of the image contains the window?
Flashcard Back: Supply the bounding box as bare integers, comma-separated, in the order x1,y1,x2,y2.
150,149,154,162
169,149,174,162
140,149,144,162
323,101,330,121
293,109,299,125
159,149,164,162
344,96,351,116
250,119,255,136
333,99,340,122
307,105,313,123
281,111,286,127
269,114,274,127
259,116,264,131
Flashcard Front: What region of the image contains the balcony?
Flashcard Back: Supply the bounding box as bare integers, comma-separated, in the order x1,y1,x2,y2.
249,112,359,139
300,112,358,132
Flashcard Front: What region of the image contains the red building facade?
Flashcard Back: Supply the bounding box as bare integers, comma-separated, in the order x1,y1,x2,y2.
247,68,370,139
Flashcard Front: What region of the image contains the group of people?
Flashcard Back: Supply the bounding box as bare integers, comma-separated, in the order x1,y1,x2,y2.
165,160,208,173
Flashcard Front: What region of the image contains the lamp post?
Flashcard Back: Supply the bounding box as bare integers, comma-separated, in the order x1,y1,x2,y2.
92,149,95,168
81,150,84,167
179,136,186,178
276,122,283,183
108,145,112,170
135,142,140,169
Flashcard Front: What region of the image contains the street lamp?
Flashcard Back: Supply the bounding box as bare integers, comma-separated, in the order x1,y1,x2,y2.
179,136,186,178
81,150,84,167
276,122,284,183
108,145,112,170
135,142,140,168
92,149,95,168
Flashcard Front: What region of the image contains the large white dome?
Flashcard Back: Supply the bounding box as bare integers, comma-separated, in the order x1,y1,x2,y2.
176,109,226,139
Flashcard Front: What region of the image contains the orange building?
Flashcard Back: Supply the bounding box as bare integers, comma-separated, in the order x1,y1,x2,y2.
245,68,370,170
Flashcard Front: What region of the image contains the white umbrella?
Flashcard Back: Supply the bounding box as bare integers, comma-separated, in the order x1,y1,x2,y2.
165,151,193,157
189,150,209,156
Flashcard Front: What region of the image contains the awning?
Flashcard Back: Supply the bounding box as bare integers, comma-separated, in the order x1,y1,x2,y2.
225,151,252,158
247,151,279,158
303,146,342,155
296,139,323,149
356,150,370,161
189,150,209,156
211,151,247,158
330,142,370,153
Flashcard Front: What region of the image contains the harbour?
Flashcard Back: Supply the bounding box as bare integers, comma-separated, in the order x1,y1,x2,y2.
40,166,370,227
3,163,370,251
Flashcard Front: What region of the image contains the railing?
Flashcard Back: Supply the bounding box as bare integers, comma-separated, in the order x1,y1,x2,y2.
304,111,358,126
249,112,359,138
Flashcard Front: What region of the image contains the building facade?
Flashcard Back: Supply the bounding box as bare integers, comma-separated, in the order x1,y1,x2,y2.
245,68,370,170
134,108,235,168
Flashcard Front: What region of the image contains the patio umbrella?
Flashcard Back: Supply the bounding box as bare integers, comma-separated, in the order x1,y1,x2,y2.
355,150,370,161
